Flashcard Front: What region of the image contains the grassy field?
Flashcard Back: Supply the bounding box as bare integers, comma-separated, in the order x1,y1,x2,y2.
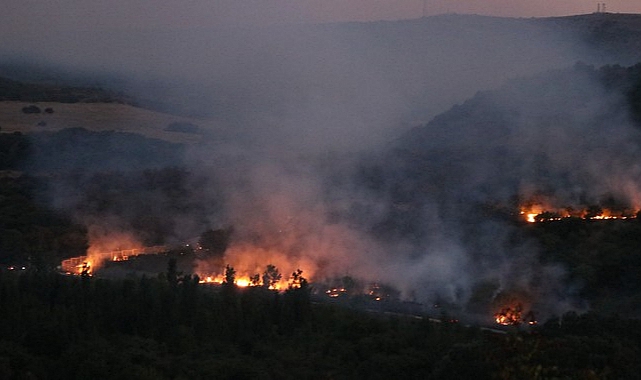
0,101,208,144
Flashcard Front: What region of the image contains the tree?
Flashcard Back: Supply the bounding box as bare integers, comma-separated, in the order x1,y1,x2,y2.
534,211,561,222
284,269,311,325
262,264,281,290
167,258,178,285
221,264,237,302
288,269,308,290
223,264,236,285
249,273,261,287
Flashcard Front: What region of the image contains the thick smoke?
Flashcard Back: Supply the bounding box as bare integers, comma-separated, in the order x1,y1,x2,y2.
397,65,641,210
359,63,641,319
1,16,594,151
186,63,641,322
4,15,639,320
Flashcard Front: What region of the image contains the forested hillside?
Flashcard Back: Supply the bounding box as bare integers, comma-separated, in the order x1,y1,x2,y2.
1,269,640,379
351,62,641,318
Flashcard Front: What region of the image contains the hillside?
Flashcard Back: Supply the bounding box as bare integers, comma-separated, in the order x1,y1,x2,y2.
3,13,641,130
0,73,218,144
349,62,641,317
537,13,641,64
0,101,207,144
0,269,638,379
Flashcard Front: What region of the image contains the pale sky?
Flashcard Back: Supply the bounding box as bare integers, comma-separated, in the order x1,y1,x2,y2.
3,0,641,33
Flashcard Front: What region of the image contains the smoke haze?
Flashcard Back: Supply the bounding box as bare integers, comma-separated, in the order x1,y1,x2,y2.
4,13,641,320
3,0,641,32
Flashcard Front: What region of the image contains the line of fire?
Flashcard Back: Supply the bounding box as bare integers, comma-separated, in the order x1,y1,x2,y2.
58,244,400,301
56,241,538,328
518,202,641,223
56,200,640,329
59,246,167,276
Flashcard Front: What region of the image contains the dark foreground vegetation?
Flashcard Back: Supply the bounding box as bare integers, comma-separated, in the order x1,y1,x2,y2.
2,60,641,378
0,269,640,380
528,218,641,317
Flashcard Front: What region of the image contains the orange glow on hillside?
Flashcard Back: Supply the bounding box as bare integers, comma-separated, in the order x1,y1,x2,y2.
200,274,261,288
60,231,166,275
195,243,317,290
198,270,306,290
519,203,639,223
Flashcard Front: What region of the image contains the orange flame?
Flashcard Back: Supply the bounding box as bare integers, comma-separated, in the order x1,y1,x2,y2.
520,204,639,223
200,274,258,287
198,270,304,291
60,230,165,276
195,243,318,290
494,303,537,326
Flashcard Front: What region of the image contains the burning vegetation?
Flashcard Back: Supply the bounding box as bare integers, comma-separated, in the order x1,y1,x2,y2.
494,303,537,326
518,201,641,223
57,219,566,326
194,241,318,290
60,245,166,275
198,263,305,291
491,289,538,327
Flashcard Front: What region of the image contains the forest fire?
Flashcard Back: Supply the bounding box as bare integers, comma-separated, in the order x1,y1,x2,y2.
200,275,258,287
60,256,93,275
198,265,307,291
60,245,166,275
195,243,318,290
494,303,537,326
519,204,640,223
200,273,266,288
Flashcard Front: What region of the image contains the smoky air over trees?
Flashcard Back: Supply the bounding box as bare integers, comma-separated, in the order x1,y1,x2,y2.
5,13,641,321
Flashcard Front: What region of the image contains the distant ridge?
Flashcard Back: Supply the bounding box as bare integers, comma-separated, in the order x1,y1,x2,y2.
0,76,135,105
2,12,641,118
537,13,641,63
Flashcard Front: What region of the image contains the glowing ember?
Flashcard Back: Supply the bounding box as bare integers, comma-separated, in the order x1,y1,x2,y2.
368,283,395,301
326,287,347,298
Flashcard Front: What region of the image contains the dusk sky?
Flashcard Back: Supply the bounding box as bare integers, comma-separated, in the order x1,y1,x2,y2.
3,0,641,33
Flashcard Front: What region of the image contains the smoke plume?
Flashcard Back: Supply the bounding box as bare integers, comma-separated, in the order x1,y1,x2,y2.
4,14,640,321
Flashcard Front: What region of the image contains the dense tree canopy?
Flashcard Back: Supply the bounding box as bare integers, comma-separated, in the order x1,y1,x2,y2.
0,269,639,379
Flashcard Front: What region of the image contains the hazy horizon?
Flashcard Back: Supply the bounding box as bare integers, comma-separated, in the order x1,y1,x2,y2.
2,0,641,34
